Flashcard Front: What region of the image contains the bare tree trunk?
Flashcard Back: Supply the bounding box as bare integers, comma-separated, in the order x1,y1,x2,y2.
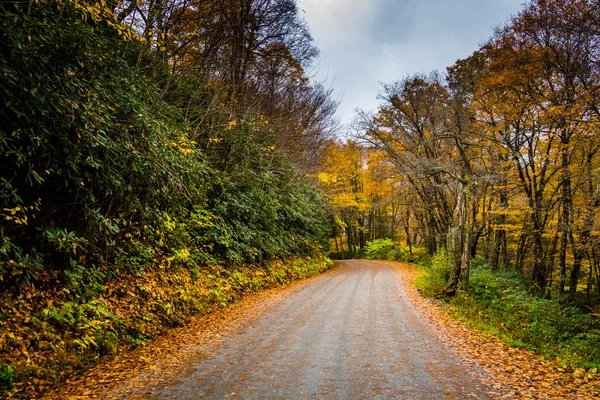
491,177,508,271
462,187,471,291
545,232,559,297
558,132,572,296
426,216,437,255
403,208,412,254
446,184,472,295
533,228,547,295
347,226,354,258
532,194,548,294
491,229,505,271
516,232,528,273
587,250,593,303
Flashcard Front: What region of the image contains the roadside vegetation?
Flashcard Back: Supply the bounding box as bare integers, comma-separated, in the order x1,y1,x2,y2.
0,0,336,397
416,252,600,370
363,238,429,265
363,237,600,375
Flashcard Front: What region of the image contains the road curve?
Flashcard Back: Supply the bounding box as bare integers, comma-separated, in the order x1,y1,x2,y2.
120,260,492,399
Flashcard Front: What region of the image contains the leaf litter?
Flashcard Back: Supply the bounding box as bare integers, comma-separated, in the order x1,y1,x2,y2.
379,260,600,400
44,260,600,399
42,267,339,400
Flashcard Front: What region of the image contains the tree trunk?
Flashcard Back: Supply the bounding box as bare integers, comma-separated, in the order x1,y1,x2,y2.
545,232,559,296
462,186,471,291
446,184,472,295
532,229,546,294
491,229,506,271
491,179,508,271
403,208,412,254
515,232,528,273
347,227,353,258
426,216,437,255
558,133,572,296
531,190,547,294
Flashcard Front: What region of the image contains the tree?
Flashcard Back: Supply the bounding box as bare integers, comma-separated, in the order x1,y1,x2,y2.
357,71,490,293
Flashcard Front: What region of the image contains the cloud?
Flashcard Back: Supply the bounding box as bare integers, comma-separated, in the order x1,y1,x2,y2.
299,0,524,126
367,0,413,44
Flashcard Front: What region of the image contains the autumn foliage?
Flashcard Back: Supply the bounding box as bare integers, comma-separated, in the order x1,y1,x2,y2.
317,0,600,376
328,0,600,300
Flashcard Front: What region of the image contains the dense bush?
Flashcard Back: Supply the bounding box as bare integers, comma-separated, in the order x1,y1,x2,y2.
0,1,332,397
1,0,209,287
0,0,330,288
414,249,452,297
364,238,396,260
364,238,430,264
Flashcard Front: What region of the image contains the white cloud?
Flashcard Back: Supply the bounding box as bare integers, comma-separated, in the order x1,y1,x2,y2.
299,0,525,127
300,0,377,40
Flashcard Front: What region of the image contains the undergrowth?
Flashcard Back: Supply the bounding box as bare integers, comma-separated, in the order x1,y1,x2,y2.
415,252,600,369
0,253,332,398
363,238,430,265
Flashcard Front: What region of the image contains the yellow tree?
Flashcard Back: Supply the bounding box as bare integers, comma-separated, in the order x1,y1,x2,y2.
317,140,370,256
473,0,600,295
358,70,491,294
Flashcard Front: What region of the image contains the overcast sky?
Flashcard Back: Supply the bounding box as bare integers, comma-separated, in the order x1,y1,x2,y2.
298,0,526,128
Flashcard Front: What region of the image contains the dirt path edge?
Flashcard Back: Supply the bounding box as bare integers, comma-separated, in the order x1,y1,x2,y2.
379,260,600,400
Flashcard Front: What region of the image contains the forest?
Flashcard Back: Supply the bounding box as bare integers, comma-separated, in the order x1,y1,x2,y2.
2,0,600,397
323,0,600,299
320,0,600,370
0,0,336,396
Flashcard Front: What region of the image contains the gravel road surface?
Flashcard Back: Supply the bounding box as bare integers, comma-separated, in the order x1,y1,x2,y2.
119,260,492,399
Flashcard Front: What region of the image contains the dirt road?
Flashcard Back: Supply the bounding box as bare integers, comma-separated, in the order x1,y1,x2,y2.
113,260,492,399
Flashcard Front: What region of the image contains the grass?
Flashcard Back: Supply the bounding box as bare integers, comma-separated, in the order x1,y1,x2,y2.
414,254,600,369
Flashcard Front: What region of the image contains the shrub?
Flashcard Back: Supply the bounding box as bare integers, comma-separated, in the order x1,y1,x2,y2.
393,244,430,264
365,238,396,260
414,249,451,297
0,364,15,392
